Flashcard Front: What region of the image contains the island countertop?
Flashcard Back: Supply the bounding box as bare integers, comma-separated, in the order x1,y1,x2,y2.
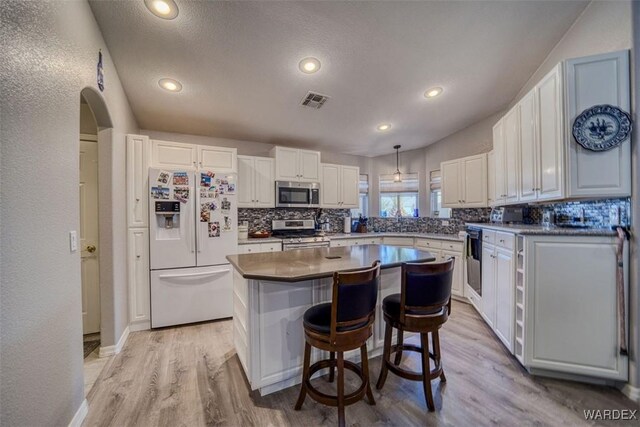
226,244,436,282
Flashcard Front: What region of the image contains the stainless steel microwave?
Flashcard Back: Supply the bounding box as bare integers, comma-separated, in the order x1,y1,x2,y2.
275,181,320,208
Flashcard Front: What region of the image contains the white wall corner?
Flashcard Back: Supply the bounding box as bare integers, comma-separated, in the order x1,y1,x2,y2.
621,383,640,402
98,326,130,358
68,399,88,427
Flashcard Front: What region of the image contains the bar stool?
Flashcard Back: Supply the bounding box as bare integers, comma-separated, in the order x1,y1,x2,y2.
376,258,454,412
295,261,381,427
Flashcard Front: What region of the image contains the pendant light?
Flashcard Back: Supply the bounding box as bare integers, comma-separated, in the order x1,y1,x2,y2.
393,144,402,183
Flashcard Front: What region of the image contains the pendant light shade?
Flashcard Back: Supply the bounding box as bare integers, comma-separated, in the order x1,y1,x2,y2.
393,145,402,182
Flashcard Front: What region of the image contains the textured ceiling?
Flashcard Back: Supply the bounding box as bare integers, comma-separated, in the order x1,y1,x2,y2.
89,0,588,157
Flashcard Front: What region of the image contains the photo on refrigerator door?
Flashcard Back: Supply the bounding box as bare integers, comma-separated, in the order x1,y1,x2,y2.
151,186,170,199
172,172,189,186
208,221,220,237
223,216,232,232
220,197,231,214
157,171,171,185
174,187,189,203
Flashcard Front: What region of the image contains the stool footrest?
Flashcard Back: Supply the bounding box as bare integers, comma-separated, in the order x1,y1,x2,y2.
386,344,442,381
305,358,368,407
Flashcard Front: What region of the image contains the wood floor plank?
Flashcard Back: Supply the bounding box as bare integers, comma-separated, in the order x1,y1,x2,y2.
83,302,638,426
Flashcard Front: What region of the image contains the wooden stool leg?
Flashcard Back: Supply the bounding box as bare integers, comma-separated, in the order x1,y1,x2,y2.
337,351,346,427
328,351,335,383
376,320,392,390
432,330,446,383
394,327,404,366
360,344,376,405
420,333,435,412
295,342,311,410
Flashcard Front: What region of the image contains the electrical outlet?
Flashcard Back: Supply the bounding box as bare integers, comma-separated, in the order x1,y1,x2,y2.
69,231,78,252
609,206,620,226
441,220,450,226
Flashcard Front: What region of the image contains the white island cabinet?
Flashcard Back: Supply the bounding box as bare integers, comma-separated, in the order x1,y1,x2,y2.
227,245,436,395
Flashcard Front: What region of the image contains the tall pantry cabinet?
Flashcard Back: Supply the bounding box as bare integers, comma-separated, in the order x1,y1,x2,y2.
126,134,151,331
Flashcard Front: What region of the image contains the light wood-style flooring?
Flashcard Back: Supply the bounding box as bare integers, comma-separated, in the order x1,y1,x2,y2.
83,301,638,426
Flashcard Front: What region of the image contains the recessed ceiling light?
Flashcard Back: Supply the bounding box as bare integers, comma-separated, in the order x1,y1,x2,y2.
144,0,179,20
299,57,321,74
424,87,443,98
376,123,391,132
158,78,182,92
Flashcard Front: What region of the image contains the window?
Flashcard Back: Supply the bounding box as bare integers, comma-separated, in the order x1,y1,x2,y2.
351,174,369,218
429,170,451,218
379,173,419,217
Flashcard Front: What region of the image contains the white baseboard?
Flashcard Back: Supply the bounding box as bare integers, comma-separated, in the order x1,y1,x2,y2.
99,326,130,358
129,320,150,332
621,383,640,402
68,399,88,427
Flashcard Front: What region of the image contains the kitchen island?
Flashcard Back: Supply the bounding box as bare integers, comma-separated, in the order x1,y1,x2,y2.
226,244,435,395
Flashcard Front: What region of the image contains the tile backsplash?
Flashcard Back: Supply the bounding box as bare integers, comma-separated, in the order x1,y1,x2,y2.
238,198,630,235
238,208,350,233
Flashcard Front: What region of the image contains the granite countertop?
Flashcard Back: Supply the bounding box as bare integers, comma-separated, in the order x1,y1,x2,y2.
226,244,436,282
329,232,464,242
238,232,464,245
465,222,618,236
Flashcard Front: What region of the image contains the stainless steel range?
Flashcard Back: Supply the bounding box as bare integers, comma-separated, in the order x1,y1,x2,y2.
272,220,330,251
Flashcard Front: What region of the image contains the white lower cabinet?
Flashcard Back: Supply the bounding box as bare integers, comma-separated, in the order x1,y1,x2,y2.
442,249,464,298
494,247,514,352
238,242,282,254
382,236,414,247
128,228,150,330
480,231,516,349
481,243,497,329
330,237,382,248
523,235,628,381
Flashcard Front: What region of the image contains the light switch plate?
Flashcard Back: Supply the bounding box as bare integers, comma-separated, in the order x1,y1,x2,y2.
69,231,78,252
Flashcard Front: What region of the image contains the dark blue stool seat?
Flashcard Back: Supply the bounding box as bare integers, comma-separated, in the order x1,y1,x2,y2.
304,303,369,335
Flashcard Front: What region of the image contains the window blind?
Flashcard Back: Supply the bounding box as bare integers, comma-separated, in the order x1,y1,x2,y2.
430,170,442,191
359,174,369,194
379,172,419,193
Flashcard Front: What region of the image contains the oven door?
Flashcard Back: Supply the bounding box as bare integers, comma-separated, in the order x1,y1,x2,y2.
276,181,319,208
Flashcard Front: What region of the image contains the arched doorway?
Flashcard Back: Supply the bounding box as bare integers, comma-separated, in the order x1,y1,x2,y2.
78,88,116,389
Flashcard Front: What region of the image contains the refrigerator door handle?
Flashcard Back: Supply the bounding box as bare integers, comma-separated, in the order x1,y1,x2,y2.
158,269,230,280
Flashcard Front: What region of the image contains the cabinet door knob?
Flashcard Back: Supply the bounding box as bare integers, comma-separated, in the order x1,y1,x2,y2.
136,255,141,259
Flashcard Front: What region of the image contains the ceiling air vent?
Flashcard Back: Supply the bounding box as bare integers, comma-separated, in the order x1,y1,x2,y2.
301,91,329,109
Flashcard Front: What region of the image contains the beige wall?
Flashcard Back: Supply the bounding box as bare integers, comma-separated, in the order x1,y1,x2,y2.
511,0,632,108
0,1,138,425
80,103,98,135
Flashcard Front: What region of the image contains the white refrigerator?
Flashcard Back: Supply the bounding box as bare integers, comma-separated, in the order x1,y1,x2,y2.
149,168,237,328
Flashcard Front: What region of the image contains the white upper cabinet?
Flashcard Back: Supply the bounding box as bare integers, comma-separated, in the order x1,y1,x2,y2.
150,139,237,172
340,165,359,208
461,155,487,207
535,64,564,201
321,164,340,208
518,90,538,202
271,146,321,182
321,163,359,208
442,154,487,208
272,146,299,180
299,150,321,181
492,50,630,206
492,120,506,206
487,151,496,206
441,160,462,208
503,106,519,204
237,156,255,207
126,134,150,228
565,50,630,198
151,139,197,169
238,155,275,208
198,146,237,172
